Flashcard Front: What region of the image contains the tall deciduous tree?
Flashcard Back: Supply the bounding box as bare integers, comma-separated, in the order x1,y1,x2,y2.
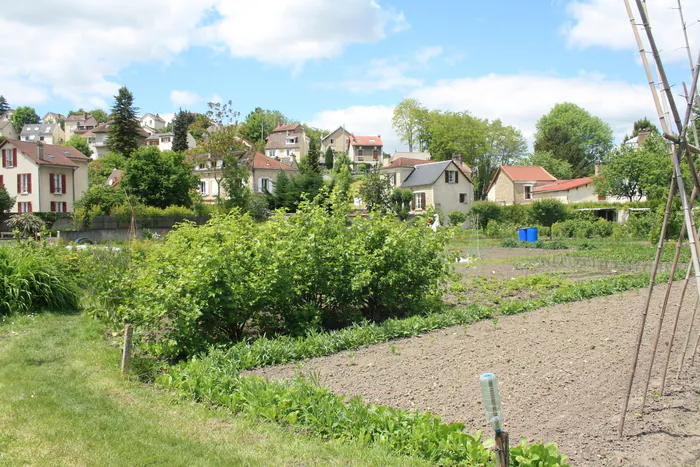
392,98,427,152
522,151,573,180
359,166,391,212
64,135,93,158
172,109,195,152
240,108,287,147
122,147,199,208
89,109,109,123
110,87,141,157
0,96,9,114
595,133,671,202
533,103,613,178
10,106,40,133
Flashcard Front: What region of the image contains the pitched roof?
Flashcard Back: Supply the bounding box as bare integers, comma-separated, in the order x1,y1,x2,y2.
321,126,351,141
380,157,433,169
251,152,298,171
43,112,66,120
272,123,302,133
265,131,302,149
146,132,174,141
142,113,166,123
533,177,594,193
485,165,556,195
66,113,92,121
1,139,89,167
401,160,453,188
20,123,60,137
106,169,124,187
350,135,383,146
91,122,150,138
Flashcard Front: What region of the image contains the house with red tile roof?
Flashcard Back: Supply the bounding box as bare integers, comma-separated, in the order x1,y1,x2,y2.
485,165,557,205
0,139,89,213
348,134,383,166
265,123,309,160
191,150,298,203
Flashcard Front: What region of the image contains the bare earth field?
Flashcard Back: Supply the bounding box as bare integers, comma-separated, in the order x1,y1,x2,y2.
256,284,700,467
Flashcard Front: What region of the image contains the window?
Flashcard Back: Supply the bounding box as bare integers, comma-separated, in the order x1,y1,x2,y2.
389,173,397,186
200,181,208,196
445,170,457,184
216,159,223,168
2,148,15,168
268,150,275,158
45,127,51,133
50,201,67,212
18,174,31,194
261,178,271,193
459,193,469,204
330,138,335,145
39,136,44,142
51,173,65,194
413,192,426,210
357,147,364,161
524,185,532,200
198,163,207,170
161,137,171,143
285,137,298,145
372,147,379,161
18,202,31,213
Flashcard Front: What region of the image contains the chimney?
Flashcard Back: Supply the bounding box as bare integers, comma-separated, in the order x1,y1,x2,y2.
594,164,601,176
637,130,651,146
37,141,44,160
451,153,463,166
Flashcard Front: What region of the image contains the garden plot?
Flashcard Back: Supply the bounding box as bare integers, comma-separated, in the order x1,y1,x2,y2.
255,285,700,467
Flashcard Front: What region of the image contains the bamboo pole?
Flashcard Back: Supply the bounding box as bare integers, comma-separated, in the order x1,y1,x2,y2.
676,294,699,378
639,187,696,409
659,260,694,394
676,0,700,147
618,174,676,437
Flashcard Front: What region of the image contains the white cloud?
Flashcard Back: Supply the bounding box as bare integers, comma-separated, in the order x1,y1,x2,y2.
415,46,444,66
170,90,201,107
309,105,402,151
160,112,176,125
312,73,659,155
411,73,656,143
209,94,222,104
563,0,700,63
0,0,406,107
330,59,423,94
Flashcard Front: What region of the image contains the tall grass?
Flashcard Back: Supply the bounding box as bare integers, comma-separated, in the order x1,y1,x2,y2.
0,245,81,315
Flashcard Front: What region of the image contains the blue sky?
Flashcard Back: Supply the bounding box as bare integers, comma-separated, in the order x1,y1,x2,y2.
2,0,698,151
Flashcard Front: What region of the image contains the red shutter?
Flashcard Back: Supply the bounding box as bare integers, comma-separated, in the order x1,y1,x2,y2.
51,201,56,212
17,202,22,214
1,149,5,168
27,174,32,194
28,202,32,213
61,174,67,194
12,148,17,167
455,171,459,184
63,202,67,212
421,193,426,209
0,175,3,187
17,174,20,193
50,173,55,193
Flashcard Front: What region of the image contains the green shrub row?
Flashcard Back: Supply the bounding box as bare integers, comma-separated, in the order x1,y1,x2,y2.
0,244,81,315
158,363,569,467
105,202,452,360
500,239,569,250
550,218,613,239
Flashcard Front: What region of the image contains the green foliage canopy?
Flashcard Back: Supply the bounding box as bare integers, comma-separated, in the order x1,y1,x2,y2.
10,106,40,134
523,151,573,180
0,185,15,212
64,135,92,158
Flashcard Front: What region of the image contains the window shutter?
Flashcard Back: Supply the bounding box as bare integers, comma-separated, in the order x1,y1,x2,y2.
50,173,55,193
28,202,32,213
61,174,67,194
411,194,415,210
1,149,5,168
51,201,56,212
455,171,459,184
268,179,275,194
17,174,21,193
445,171,449,183
0,175,3,187
258,177,263,193
62,202,67,212
27,174,32,194
421,193,426,209
12,148,17,167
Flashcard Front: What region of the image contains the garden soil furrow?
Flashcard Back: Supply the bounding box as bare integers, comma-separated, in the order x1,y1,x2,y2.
255,285,700,467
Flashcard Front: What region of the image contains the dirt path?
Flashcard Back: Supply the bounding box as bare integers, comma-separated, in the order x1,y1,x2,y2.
255,285,700,466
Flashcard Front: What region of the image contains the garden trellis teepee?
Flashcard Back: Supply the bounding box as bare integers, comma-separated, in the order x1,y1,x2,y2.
618,0,700,436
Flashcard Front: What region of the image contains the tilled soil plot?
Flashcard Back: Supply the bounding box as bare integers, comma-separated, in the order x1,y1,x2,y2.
255,285,700,466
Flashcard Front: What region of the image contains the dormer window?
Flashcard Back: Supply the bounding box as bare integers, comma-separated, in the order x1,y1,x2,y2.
285,136,298,145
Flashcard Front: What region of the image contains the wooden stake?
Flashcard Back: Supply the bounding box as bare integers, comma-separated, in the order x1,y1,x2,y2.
659,261,693,394
120,324,133,377
495,431,509,467
618,175,676,437
676,0,700,147
676,294,699,379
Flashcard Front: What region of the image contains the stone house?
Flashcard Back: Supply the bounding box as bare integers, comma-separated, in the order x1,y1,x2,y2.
320,126,351,161
348,134,383,166
485,166,557,205
0,140,89,213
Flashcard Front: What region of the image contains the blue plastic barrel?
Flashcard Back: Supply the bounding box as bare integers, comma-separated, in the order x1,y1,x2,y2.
526,227,538,242
518,229,527,241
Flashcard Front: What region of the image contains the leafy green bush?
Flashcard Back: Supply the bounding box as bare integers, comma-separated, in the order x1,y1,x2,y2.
113,203,452,359
448,211,468,227
470,201,501,230
0,245,81,315
578,240,597,250
544,239,569,250
529,199,568,238
627,210,655,238
501,204,530,226
6,213,45,238
500,238,520,248
612,222,629,239
510,439,569,467
594,218,613,237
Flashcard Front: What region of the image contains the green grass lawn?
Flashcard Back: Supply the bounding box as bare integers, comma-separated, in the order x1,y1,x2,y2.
0,312,427,467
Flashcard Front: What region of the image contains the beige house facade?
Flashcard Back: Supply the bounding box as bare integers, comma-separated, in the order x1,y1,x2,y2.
0,140,89,213
194,151,298,203
533,177,635,204
65,113,98,138
320,127,351,157
265,124,309,160
486,165,557,205
20,123,66,145
348,134,383,166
